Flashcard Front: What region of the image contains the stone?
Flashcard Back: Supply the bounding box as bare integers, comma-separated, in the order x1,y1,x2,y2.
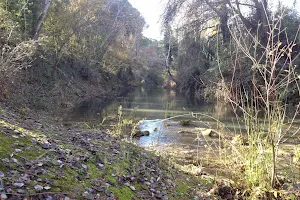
201,129,212,136
82,164,88,169
13,182,24,188
41,143,51,149
129,186,136,191
45,196,53,200
124,182,130,187
17,189,26,194
5,189,11,193
1,159,9,164
145,181,151,186
98,163,104,168
0,193,7,199
82,191,94,200
44,186,51,190
13,130,20,134
105,190,112,197
34,184,44,191
56,160,63,165
162,195,168,200
94,187,106,192
134,130,150,138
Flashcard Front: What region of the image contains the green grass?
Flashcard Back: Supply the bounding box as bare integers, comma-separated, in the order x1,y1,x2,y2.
0,131,46,162
110,186,135,200
87,162,103,179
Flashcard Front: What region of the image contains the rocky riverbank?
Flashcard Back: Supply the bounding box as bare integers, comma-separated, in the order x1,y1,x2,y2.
0,104,223,200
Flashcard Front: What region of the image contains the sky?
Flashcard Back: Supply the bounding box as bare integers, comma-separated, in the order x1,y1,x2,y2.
128,0,300,40
128,0,164,40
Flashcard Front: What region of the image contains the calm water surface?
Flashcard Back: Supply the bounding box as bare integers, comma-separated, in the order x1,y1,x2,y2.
69,87,235,121
68,87,300,148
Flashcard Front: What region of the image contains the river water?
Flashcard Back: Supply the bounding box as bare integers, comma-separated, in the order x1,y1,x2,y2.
68,87,300,150
67,87,244,159
69,87,237,121
67,87,300,181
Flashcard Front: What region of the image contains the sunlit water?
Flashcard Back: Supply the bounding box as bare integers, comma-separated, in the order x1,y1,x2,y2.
67,87,300,182
68,87,300,149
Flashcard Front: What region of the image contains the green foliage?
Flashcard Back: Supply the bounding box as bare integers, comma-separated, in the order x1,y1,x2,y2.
140,36,153,47
112,105,138,138
0,0,43,40
144,70,164,87
109,186,134,200
0,0,154,107
161,1,300,198
162,1,300,104
114,105,123,137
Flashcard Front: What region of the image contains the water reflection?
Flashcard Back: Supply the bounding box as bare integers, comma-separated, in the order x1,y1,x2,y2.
68,87,235,122
68,87,299,147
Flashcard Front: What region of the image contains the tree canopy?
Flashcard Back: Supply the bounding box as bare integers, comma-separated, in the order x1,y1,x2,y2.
161,0,300,103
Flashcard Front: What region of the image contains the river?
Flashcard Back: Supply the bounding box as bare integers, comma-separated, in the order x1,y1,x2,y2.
68,87,300,151
66,87,300,182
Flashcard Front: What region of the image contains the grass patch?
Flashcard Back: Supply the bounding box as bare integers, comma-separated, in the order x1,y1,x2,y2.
110,186,134,200
45,166,85,195
87,162,103,179
0,131,46,161
176,181,189,194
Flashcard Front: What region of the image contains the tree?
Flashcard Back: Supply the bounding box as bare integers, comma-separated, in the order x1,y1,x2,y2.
0,0,147,104
161,0,300,102
32,0,51,40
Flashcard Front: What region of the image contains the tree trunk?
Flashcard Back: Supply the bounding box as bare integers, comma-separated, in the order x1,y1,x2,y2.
253,0,269,46
32,0,51,40
205,0,231,43
219,4,230,43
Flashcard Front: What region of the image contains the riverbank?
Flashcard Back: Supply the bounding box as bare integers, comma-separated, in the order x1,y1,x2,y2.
1,86,300,199
0,103,223,200
2,57,138,114
59,87,300,199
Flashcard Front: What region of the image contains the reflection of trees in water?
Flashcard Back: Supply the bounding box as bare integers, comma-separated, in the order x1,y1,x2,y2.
164,90,176,105
68,87,239,123
214,102,230,118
